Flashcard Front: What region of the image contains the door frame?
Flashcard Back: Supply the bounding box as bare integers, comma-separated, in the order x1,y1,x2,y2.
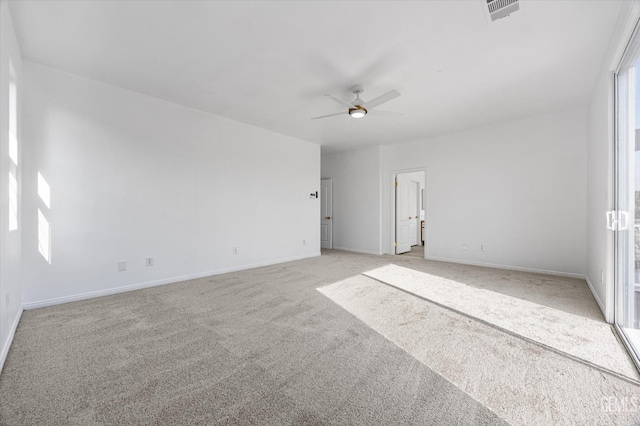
390,167,427,257
611,10,640,372
609,0,640,327
320,178,333,249
612,70,640,370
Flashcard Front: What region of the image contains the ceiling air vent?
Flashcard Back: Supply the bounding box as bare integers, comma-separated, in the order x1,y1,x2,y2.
486,0,520,22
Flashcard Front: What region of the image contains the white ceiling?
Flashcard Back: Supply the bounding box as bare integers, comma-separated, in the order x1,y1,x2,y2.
9,0,623,153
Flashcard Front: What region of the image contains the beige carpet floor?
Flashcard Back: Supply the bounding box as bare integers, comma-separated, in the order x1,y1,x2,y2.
0,249,633,424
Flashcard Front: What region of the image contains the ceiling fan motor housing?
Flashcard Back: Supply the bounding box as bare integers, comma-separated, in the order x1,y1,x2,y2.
349,105,367,118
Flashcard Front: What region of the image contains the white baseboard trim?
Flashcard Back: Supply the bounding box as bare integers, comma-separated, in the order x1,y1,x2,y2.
585,275,611,323
332,246,383,256
0,306,23,374
23,252,321,310
424,256,586,280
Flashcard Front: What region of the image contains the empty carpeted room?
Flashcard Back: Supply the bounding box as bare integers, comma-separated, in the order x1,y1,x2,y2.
2,0,640,424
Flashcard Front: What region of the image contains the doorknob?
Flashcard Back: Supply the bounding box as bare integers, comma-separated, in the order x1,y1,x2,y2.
408,216,412,219
325,216,332,220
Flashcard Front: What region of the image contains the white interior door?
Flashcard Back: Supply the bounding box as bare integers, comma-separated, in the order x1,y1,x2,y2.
396,180,411,254
409,181,419,246
320,178,333,249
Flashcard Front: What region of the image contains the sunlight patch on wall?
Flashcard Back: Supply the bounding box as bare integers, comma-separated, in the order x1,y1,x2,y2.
9,79,17,165
8,60,18,231
38,169,52,263
9,171,17,231
38,172,51,209
38,209,51,264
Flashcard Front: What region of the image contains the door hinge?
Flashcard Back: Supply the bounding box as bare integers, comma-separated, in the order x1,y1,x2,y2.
394,242,398,247
607,210,629,231
395,181,398,187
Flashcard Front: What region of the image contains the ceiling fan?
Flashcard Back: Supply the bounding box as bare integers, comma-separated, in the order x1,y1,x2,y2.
312,84,400,120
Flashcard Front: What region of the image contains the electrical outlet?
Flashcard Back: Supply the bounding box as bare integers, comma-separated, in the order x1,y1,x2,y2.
5,293,9,308
462,244,467,250
480,245,485,251
302,240,306,246
118,261,127,272
233,247,239,255
146,257,154,266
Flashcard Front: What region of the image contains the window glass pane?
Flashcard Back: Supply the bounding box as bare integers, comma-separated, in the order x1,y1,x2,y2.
615,24,640,366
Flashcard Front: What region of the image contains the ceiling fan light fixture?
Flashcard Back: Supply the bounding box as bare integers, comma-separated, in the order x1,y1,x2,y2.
349,106,367,118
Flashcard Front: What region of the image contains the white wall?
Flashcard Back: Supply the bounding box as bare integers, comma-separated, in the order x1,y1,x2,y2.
321,146,382,255
0,0,23,371
381,108,588,276
22,62,320,307
586,2,640,322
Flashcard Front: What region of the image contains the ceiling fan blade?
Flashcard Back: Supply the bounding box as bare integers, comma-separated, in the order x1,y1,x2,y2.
369,109,403,116
362,90,400,110
311,111,346,120
325,94,355,109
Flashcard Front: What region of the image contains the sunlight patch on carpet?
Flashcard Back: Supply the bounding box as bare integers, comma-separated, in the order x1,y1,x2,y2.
363,264,638,380
317,275,640,425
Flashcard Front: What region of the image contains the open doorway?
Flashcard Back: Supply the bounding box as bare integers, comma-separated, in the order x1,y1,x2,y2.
393,170,426,257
